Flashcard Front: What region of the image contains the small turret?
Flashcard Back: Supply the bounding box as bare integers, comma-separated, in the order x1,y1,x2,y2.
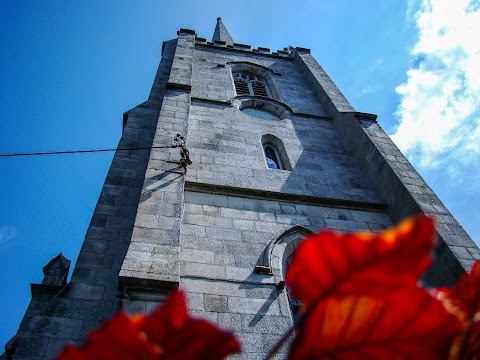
41,253,71,287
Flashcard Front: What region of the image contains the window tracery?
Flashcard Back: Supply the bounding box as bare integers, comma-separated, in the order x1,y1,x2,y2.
233,72,271,97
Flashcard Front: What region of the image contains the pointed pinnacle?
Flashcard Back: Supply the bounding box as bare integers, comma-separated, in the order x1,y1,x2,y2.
212,17,234,45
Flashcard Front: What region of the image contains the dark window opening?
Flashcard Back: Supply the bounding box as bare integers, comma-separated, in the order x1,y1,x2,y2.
290,299,302,323
261,134,291,171
264,145,282,169
233,72,271,97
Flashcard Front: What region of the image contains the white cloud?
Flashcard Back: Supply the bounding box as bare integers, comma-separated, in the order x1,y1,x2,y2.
390,0,480,182
0,225,16,249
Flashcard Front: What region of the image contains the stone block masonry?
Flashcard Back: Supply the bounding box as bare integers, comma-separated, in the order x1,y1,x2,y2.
2,35,178,359
4,19,478,360
294,48,477,286
180,191,392,358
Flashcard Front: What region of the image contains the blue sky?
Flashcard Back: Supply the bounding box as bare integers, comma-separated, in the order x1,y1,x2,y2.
1,0,479,348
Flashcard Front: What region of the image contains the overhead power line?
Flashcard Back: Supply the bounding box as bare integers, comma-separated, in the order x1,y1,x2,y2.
0,145,178,158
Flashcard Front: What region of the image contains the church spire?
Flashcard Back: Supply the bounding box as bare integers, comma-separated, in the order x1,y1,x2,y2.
212,17,234,44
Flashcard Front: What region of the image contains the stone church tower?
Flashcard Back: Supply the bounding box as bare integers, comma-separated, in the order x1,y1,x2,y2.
3,18,478,359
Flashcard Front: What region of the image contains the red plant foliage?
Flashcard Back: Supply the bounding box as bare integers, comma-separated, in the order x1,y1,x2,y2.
286,215,436,307
56,214,479,359
287,289,463,359
434,261,480,359
286,215,465,359
56,290,241,360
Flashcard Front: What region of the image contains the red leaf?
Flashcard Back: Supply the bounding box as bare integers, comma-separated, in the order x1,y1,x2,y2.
139,289,189,344
288,289,463,360
434,261,480,359
284,215,464,359
56,312,160,360
56,290,241,360
141,290,242,360
286,214,435,308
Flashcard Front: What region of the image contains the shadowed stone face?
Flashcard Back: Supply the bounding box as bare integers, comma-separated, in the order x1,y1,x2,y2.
242,108,280,121
6,17,476,360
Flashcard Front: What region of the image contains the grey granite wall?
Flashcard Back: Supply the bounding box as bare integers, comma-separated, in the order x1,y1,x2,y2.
185,101,383,205
5,26,478,360
113,37,395,359
2,38,177,360
180,191,392,359
293,48,479,286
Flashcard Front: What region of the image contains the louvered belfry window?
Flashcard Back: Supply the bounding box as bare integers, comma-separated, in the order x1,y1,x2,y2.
233,73,271,97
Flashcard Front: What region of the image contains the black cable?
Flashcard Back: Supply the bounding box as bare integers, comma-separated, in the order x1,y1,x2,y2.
0,145,177,157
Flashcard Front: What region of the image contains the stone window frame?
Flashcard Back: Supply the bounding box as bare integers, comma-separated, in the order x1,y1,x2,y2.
255,225,313,322
233,72,272,97
261,134,292,171
227,61,281,100
273,226,311,321
234,97,293,120
264,226,313,281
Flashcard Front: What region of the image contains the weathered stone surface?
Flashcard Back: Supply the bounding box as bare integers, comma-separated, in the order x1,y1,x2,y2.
7,19,478,360
203,295,228,312
65,283,105,301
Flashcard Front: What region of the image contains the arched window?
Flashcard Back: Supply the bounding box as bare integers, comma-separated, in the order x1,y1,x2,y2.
279,231,307,322
233,73,271,97
261,134,292,171
257,226,313,323
263,145,282,169
282,241,307,321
